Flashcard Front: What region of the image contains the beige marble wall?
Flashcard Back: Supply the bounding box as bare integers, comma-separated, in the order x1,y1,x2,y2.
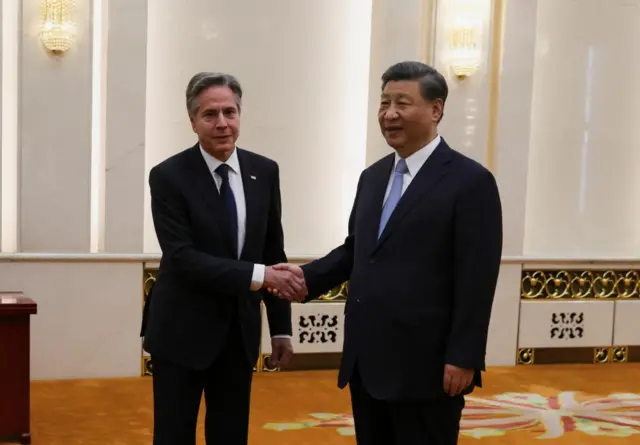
523,0,640,257
494,0,538,257
19,0,94,252
433,0,493,164
143,0,374,257
103,0,147,253
0,260,143,380
364,0,429,166
1,0,19,253
0,0,4,247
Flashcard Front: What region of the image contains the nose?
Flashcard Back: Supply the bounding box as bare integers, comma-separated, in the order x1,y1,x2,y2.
215,115,228,128
382,105,399,121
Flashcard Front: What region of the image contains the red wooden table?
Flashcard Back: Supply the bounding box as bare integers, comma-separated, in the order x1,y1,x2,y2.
0,293,37,444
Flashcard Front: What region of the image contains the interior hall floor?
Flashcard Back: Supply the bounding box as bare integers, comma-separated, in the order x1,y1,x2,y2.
27,364,640,444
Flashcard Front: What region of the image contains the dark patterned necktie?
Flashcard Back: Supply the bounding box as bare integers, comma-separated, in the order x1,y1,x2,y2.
215,164,238,257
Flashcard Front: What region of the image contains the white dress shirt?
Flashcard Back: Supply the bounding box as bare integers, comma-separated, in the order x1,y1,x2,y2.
383,135,441,205
199,146,265,290
199,146,288,339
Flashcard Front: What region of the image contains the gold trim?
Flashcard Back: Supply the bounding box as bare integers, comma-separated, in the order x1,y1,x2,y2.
254,354,263,373
521,298,633,302
522,270,639,299
594,347,610,364
262,354,280,372
318,282,348,301
517,348,534,365
612,346,628,364
142,356,152,376
484,0,506,172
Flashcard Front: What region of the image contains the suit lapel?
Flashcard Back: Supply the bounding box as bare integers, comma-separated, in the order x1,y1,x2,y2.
372,142,453,254
237,149,260,260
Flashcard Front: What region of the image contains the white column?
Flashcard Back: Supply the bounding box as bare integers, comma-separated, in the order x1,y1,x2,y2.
484,0,539,366
1,0,20,252
495,0,538,257
19,0,93,252
103,0,147,253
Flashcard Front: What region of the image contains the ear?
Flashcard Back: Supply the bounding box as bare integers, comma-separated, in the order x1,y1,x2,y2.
189,115,197,133
432,99,444,122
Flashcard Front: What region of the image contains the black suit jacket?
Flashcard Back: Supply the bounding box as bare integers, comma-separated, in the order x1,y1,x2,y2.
301,139,502,401
141,144,291,370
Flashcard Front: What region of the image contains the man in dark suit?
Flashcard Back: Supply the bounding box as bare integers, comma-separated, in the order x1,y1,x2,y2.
142,72,304,445
272,61,503,444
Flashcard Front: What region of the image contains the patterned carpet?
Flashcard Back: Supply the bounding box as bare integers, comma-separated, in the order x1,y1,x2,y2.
28,364,640,444
265,391,640,440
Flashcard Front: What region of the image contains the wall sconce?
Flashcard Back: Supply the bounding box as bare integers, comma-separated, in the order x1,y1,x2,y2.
449,0,483,78
39,0,77,54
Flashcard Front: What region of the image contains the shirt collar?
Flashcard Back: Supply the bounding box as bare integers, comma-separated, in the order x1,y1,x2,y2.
199,145,240,175
394,134,441,176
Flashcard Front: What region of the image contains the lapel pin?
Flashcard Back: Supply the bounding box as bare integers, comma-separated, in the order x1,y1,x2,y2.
250,175,257,180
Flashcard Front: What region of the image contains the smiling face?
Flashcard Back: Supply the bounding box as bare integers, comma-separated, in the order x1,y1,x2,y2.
190,85,240,161
378,79,443,157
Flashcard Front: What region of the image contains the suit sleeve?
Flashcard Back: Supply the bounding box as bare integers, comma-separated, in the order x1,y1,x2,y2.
261,163,293,336
445,169,503,371
149,165,254,295
300,173,363,300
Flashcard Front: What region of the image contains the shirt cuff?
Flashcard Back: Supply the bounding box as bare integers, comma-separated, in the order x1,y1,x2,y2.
250,264,265,291
271,335,291,338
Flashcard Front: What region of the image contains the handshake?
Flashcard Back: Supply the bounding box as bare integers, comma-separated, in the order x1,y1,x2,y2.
263,263,308,302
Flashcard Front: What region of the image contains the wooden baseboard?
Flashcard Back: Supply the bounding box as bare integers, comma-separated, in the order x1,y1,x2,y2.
517,346,640,365
261,353,342,372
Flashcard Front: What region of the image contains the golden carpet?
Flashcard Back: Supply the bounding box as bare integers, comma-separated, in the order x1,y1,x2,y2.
29,364,640,444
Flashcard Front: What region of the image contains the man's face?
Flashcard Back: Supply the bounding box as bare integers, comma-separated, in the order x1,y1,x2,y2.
378,80,442,151
190,86,240,160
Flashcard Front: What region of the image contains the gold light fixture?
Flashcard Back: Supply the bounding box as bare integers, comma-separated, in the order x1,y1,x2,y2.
39,0,77,54
449,0,483,78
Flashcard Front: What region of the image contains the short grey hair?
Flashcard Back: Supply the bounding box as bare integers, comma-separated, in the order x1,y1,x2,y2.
185,72,243,118
381,61,448,122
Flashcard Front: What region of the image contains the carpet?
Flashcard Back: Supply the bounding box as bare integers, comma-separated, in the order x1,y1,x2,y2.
28,365,640,444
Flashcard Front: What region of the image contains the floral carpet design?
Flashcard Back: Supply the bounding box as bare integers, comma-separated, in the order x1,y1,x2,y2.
263,392,640,439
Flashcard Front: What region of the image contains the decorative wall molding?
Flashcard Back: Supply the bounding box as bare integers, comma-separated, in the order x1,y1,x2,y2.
522,270,639,299
517,346,635,366
517,264,640,365
141,265,347,376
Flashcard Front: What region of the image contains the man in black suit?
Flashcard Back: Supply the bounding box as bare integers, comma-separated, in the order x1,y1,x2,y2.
142,72,304,445
272,61,503,444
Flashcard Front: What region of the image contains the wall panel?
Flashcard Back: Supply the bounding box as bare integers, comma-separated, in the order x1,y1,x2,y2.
143,0,372,257
103,0,147,253
19,0,93,252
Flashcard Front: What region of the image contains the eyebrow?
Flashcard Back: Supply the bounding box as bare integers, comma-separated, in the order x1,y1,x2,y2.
203,105,237,112
381,93,412,100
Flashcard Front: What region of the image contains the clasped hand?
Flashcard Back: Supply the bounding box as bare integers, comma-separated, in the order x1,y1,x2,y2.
264,263,307,302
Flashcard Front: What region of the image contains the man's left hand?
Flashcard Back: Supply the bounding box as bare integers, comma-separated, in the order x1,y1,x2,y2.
270,337,294,368
443,364,473,396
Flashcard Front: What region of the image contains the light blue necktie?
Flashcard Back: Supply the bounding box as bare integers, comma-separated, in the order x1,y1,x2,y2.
378,159,408,238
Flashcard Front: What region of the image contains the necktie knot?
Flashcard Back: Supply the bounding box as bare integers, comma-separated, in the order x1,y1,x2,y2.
216,163,231,181
395,159,408,174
